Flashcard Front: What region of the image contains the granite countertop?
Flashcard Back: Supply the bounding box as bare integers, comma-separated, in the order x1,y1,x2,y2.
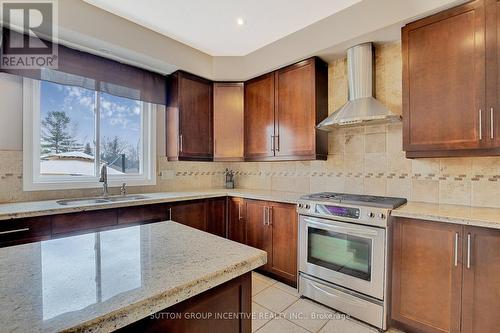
393,201,500,229
0,221,267,332
0,189,302,221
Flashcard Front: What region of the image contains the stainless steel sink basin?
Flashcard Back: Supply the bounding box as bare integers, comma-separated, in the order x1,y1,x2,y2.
56,198,110,206
106,194,150,202
56,194,150,206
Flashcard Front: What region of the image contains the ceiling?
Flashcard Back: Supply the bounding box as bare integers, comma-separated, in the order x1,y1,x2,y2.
83,0,362,56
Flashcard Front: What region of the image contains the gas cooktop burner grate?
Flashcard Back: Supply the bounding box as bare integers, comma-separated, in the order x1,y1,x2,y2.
301,192,407,209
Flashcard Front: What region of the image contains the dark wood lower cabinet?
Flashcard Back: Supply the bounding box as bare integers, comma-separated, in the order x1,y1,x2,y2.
391,218,462,333
51,210,118,236
170,200,208,231
392,218,500,333
229,198,298,287
245,200,272,271
461,226,500,333
118,272,251,333
228,197,246,244
0,216,51,247
118,204,167,225
206,197,227,237
268,202,298,285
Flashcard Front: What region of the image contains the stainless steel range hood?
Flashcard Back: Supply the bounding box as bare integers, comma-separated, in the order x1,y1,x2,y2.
317,43,401,130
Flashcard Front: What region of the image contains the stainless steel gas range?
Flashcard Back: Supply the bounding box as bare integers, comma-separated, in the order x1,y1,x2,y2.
296,192,407,330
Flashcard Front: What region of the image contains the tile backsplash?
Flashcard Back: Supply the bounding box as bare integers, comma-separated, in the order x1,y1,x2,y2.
1,42,499,207
226,42,500,208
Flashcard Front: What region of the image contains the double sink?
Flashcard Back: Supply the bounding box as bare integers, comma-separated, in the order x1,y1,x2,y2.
56,194,150,206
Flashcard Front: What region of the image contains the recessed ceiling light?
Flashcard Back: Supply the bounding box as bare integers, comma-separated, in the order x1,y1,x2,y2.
236,18,245,26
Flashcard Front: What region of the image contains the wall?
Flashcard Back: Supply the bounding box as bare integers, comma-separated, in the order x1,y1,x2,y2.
0,74,226,202
227,42,500,208
1,42,500,207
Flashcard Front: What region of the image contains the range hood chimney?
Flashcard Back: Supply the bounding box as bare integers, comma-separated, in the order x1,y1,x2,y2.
317,43,401,130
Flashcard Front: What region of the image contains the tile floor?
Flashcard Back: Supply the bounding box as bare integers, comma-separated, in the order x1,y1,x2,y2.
251,272,403,333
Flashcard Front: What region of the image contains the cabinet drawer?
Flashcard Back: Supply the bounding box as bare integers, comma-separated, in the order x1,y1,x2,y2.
0,216,51,247
117,204,167,225
51,210,118,235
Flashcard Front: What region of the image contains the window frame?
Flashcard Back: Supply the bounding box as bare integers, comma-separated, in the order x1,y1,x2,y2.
23,78,156,191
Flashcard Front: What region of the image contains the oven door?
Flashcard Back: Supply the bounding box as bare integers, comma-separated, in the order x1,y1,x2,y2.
299,215,386,300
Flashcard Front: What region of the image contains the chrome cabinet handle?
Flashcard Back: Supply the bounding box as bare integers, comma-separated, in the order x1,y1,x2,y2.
0,227,29,235
263,207,267,225
238,203,242,220
467,233,471,269
269,207,273,226
271,135,275,152
491,107,494,139
179,134,183,152
454,232,459,267
479,109,483,140
168,208,172,220
275,135,280,152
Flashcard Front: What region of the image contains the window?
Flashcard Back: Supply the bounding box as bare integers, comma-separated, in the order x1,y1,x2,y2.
23,78,156,190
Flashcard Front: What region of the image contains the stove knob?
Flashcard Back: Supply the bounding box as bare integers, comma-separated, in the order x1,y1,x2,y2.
305,204,311,209
367,212,375,218
298,203,304,209
377,213,386,219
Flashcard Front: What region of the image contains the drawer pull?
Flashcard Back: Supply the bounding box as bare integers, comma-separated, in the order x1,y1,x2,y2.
454,232,458,267
479,109,483,140
0,227,30,235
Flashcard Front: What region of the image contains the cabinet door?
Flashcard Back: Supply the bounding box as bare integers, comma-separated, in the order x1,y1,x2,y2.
402,1,486,154
51,210,118,236
268,202,298,286
486,0,500,147
244,73,275,160
117,204,167,225
275,59,316,158
0,216,51,247
245,200,271,270
206,197,226,238
170,200,207,231
391,218,462,333
227,197,246,244
178,72,213,160
213,83,244,161
461,226,500,333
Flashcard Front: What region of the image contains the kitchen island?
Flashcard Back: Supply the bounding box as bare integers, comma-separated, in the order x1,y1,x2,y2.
0,221,267,332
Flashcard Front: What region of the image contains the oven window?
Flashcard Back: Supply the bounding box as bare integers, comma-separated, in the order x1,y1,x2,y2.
307,227,372,281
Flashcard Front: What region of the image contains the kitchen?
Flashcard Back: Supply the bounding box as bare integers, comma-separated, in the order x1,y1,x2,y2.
0,0,499,332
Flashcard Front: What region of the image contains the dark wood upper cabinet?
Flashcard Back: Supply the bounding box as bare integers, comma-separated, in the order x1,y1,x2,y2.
228,197,246,244
486,0,500,147
244,57,328,161
213,83,244,161
275,58,328,160
461,226,500,333
244,73,276,160
402,0,500,157
166,71,213,161
391,218,463,333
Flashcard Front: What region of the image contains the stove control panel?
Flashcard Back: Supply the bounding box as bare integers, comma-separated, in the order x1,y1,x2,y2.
297,201,390,227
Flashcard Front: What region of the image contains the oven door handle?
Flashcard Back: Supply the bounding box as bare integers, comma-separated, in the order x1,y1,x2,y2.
309,282,368,308
303,218,379,237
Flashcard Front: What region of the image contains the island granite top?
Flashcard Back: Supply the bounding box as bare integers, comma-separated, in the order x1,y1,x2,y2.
0,221,267,332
